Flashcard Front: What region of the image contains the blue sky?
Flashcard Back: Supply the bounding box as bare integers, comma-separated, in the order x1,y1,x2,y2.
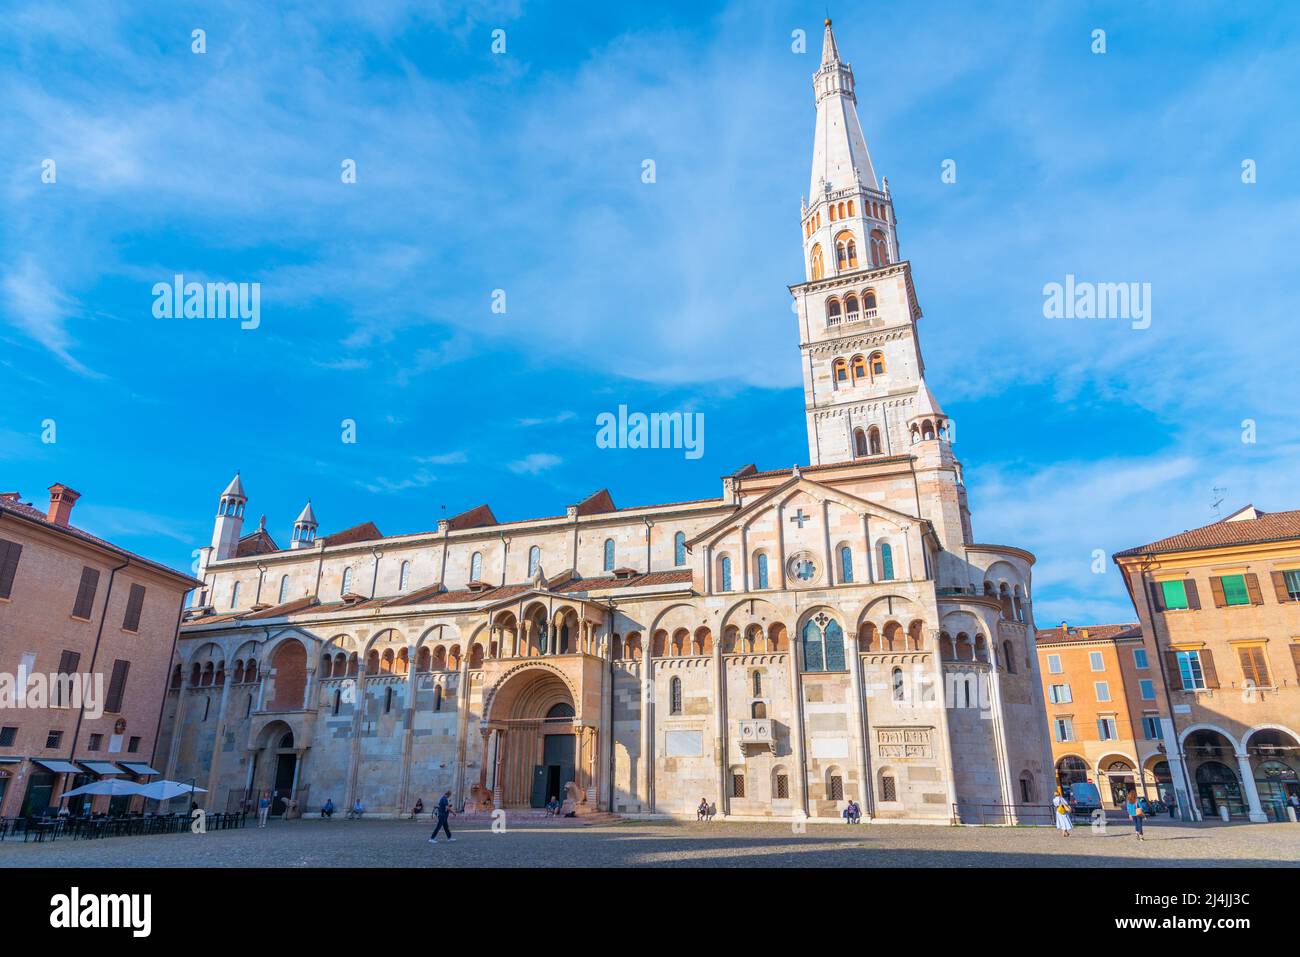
3,0,1299,626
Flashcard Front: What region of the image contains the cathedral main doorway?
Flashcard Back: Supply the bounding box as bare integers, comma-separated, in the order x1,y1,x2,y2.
482,664,596,809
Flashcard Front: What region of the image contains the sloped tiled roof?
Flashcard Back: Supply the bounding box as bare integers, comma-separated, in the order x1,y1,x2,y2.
319,521,383,548
1036,623,1141,644
1114,508,1300,557
0,496,199,586
236,527,279,557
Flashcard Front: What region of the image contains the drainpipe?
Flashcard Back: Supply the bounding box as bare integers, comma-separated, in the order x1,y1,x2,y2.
370,548,383,597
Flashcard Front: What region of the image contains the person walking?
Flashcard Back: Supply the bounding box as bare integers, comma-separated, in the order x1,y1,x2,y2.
1051,789,1073,837
1125,788,1146,842
428,790,455,843
257,790,271,829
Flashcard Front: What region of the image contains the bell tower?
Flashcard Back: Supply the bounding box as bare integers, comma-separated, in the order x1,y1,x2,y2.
792,20,950,467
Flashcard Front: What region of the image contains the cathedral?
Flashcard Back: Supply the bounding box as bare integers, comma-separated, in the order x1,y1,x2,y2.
160,21,1052,823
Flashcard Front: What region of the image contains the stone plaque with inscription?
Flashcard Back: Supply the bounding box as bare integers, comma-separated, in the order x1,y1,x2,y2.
876,727,933,759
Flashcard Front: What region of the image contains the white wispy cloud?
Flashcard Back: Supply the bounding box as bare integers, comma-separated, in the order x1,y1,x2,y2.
508,453,562,475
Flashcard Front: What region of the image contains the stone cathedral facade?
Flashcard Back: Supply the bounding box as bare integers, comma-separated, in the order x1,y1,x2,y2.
159,22,1052,823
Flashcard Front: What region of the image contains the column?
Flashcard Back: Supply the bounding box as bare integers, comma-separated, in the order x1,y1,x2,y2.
344,668,368,809
492,730,506,809
776,504,788,589
821,499,834,585
204,675,236,808
641,645,654,813
861,513,875,583
740,525,750,592
396,646,419,814
714,630,728,816
786,638,809,820
1236,751,1268,822
452,655,472,809
845,635,870,816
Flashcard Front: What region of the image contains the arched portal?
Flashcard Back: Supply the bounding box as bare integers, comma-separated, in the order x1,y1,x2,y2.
483,666,590,809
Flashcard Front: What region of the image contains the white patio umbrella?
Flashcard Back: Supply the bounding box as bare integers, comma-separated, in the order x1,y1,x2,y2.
135,780,208,801
60,779,147,798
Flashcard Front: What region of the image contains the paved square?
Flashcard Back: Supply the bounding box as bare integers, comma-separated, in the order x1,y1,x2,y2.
3,815,1298,868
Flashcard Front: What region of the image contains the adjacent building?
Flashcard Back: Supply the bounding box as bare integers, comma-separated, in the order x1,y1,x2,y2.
0,485,198,818
1114,505,1300,822
159,21,1052,824
1036,621,1174,810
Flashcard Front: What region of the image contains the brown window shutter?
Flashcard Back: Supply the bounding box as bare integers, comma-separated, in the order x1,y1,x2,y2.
105,659,130,713
1209,576,1226,608
122,583,146,631
1245,573,1264,605
1164,650,1184,689
1291,644,1300,681
1148,581,1165,612
72,566,100,619
1250,646,1271,687
1200,649,1219,688
54,649,81,707
1185,579,1201,610
1272,571,1293,603
0,538,22,599
1237,646,1256,684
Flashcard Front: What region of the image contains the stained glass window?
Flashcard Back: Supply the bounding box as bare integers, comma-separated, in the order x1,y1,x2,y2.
674,532,686,566
880,543,894,580
840,546,854,583
757,553,769,589
802,619,824,672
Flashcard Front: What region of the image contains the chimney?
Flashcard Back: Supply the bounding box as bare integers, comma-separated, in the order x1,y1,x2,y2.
47,484,81,526
0,491,21,505
1059,619,1068,635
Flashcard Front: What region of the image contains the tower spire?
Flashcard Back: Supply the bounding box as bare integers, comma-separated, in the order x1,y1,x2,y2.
809,18,877,199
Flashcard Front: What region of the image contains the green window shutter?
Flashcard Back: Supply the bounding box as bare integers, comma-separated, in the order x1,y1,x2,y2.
1221,575,1250,606
1160,580,1188,610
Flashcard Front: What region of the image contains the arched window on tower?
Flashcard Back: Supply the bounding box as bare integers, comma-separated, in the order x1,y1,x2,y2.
826,298,842,326
844,294,859,323
470,551,483,581
879,543,895,581
870,228,889,267
399,561,410,591
851,354,868,382
810,244,824,281
864,289,878,313
674,531,687,566
833,357,849,384
340,567,353,596
869,351,886,377
277,575,289,605
603,538,615,572
868,426,882,454
854,428,868,458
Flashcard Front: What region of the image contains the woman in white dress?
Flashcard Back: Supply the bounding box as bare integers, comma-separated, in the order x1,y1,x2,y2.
1052,790,1073,836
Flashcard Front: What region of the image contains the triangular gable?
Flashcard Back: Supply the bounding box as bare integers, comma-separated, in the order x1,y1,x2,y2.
572,489,615,516
687,475,922,550
446,504,498,530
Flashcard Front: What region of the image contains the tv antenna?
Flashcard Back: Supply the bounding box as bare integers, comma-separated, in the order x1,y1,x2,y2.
1211,487,1227,520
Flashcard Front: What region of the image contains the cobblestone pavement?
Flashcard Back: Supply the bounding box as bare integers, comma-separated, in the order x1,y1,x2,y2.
3,816,1298,867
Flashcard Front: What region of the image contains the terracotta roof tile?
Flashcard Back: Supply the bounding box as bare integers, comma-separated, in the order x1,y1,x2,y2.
1114,508,1300,557
319,521,383,547
1036,623,1141,644
0,499,199,586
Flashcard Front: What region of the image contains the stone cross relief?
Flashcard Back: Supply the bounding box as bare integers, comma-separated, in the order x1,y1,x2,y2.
789,508,811,530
